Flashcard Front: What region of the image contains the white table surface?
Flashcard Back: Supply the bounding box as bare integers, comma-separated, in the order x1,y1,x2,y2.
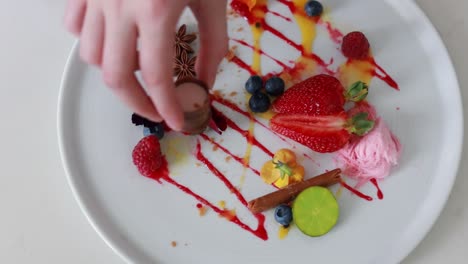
0,0,466,263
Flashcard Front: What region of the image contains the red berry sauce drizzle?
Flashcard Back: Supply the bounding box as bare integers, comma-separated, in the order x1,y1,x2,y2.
140,0,395,240
370,178,384,200
200,133,261,176
231,39,291,69
147,144,268,240
340,180,373,201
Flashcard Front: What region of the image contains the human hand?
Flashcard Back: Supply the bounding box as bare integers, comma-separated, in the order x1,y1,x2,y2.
64,0,228,131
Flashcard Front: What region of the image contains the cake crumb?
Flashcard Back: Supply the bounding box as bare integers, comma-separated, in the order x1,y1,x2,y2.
195,162,202,167
225,156,232,162
212,145,219,151
218,200,226,209
213,90,224,98
171,241,177,247
236,27,244,32
225,45,238,61
229,91,238,97
227,9,239,18
198,206,208,216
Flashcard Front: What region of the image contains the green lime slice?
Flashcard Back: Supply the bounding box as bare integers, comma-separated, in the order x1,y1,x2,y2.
292,186,339,237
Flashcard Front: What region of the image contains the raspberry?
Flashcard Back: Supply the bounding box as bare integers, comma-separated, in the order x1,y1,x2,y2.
341,31,370,60
132,135,162,177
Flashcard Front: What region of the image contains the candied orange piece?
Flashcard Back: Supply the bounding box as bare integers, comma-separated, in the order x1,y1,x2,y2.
273,149,297,166
290,165,305,183
261,149,306,188
261,161,280,184
273,175,290,189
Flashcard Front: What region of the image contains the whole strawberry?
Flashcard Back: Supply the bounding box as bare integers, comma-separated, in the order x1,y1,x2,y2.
132,135,163,177
341,31,370,60
272,74,369,115
272,74,345,116
270,112,374,153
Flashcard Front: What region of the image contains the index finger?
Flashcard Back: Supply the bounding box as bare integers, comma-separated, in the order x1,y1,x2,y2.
137,3,186,131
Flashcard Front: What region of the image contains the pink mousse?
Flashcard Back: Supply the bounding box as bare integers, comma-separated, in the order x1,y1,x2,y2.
336,115,401,182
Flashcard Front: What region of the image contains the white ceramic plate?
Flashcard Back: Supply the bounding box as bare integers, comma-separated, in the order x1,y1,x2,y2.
58,0,462,263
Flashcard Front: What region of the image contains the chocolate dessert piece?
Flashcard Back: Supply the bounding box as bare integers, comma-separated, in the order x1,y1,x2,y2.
175,77,211,134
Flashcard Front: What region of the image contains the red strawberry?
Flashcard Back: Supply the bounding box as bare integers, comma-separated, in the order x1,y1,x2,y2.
341,31,370,60
272,74,345,116
132,135,163,177
270,112,374,153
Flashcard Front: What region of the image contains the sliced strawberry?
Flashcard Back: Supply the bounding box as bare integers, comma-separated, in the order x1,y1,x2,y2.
272,74,345,116
270,112,374,153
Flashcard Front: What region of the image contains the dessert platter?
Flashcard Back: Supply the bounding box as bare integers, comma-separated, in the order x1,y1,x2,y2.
57,0,463,263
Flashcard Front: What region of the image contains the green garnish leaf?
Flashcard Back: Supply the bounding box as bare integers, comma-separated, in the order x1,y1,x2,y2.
345,81,369,102
347,112,375,136
273,161,293,179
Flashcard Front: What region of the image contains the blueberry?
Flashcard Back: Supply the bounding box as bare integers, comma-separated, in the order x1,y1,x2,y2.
265,76,285,96
274,204,293,227
245,75,263,94
143,123,165,139
305,1,323,17
249,91,271,113
143,127,152,137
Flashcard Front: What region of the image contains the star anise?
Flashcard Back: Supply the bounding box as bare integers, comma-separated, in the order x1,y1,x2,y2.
175,24,197,57
174,50,196,79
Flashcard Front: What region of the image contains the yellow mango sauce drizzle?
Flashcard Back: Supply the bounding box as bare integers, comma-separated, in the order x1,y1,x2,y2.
335,185,344,199
278,225,291,240
287,0,319,79
251,3,265,74
337,58,374,89
239,0,267,188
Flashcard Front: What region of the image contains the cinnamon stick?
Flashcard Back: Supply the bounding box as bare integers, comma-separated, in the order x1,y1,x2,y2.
248,169,342,214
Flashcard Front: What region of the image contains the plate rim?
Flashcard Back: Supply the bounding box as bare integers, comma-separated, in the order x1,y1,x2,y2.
57,42,139,264
57,1,464,263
